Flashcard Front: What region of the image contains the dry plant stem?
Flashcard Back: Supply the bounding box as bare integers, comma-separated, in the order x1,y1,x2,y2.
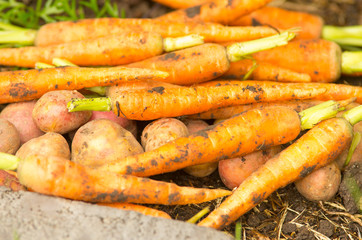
319,202,362,227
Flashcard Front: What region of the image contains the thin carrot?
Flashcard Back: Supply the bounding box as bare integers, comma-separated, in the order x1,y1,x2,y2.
0,169,26,191
231,6,324,40
156,0,273,25
250,39,342,82
16,154,231,205
152,0,209,9
0,32,204,68
33,18,278,46
0,66,168,104
197,106,362,229
94,102,343,177
222,59,312,82
96,202,172,219
68,80,326,120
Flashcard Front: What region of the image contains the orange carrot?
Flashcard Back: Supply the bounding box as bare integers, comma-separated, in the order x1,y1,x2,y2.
231,6,324,40
95,102,344,177
34,18,278,46
16,154,231,205
197,106,362,229
222,59,312,82
152,0,209,9
0,66,168,104
156,0,273,25
250,39,342,82
68,80,326,120
97,202,172,219
0,169,26,191
0,32,204,68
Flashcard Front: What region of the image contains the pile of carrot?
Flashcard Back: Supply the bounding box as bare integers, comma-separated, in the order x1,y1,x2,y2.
1,0,362,236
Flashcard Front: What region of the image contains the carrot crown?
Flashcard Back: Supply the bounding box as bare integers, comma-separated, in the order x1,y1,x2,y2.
322,25,362,48
341,51,362,75
342,105,362,126
0,22,37,46
163,34,205,52
0,152,20,171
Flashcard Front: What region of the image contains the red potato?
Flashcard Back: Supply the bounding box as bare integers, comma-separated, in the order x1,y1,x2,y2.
89,111,138,138
0,119,21,154
182,119,218,177
218,146,282,190
0,100,44,144
32,90,92,134
294,161,341,201
71,119,144,168
141,118,189,152
16,132,70,161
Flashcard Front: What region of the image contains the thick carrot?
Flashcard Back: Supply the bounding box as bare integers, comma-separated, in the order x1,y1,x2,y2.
68,80,326,120
34,18,278,46
156,0,273,25
0,169,26,191
0,66,168,104
231,6,324,40
0,32,204,68
16,154,231,205
97,202,172,219
197,106,362,229
96,102,344,177
152,0,209,9
250,39,342,82
222,59,312,82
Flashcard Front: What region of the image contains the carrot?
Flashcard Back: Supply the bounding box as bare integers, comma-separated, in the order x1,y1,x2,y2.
97,202,172,219
250,39,342,82
0,169,26,191
68,80,326,120
16,154,231,205
0,66,168,104
156,0,273,25
231,6,324,40
0,32,204,68
222,59,312,82
197,105,362,229
124,31,296,85
33,18,278,46
95,102,344,177
152,0,209,9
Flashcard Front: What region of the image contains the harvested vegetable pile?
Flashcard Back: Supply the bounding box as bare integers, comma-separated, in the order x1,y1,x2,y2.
0,0,362,239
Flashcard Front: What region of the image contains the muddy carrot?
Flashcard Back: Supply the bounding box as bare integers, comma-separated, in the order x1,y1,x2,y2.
197,105,362,229
16,154,231,205
222,59,312,82
0,66,168,104
68,80,326,120
97,202,172,219
156,0,273,25
124,31,296,85
231,6,324,40
24,19,279,46
0,32,204,68
152,0,209,9
93,102,343,177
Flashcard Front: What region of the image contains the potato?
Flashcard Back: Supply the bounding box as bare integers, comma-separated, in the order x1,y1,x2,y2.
72,119,144,168
32,90,92,134
141,118,189,151
90,111,138,137
16,132,70,160
182,119,218,177
218,146,282,190
295,161,341,201
0,119,21,154
0,100,44,144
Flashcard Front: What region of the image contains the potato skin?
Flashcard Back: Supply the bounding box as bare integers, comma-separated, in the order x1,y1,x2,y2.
141,118,189,151
0,100,44,144
32,90,92,134
0,119,21,154
16,132,70,160
295,161,341,201
72,119,144,168
218,146,282,190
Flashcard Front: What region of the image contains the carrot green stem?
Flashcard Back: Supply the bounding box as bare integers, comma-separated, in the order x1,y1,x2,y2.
68,97,112,112
299,100,343,131
0,152,20,170
331,38,362,47
0,29,37,45
226,30,296,62
322,25,362,43
35,62,55,69
186,206,210,224
163,34,204,52
234,221,242,240
0,22,30,31
344,132,361,168
243,58,258,80
341,51,362,75
342,105,362,126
